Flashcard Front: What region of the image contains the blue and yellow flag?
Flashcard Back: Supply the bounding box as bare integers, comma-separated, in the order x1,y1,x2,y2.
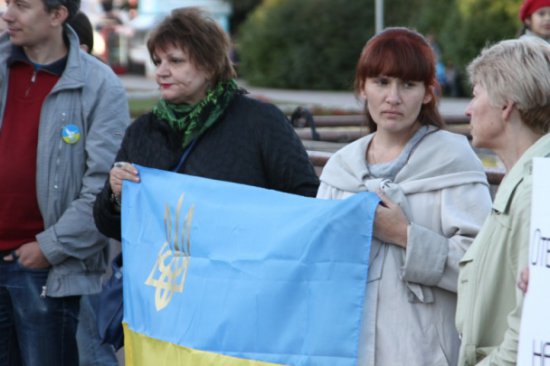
122,166,378,366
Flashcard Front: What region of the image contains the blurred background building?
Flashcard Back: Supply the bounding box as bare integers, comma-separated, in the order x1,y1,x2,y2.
0,0,525,97
77,0,231,76
127,0,231,76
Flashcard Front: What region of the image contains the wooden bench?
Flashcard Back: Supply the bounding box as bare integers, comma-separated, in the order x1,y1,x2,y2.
289,107,471,142
289,108,504,195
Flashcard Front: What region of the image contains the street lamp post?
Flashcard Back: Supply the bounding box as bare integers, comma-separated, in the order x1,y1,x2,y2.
375,0,384,33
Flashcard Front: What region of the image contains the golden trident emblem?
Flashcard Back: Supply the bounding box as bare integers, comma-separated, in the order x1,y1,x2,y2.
145,193,195,311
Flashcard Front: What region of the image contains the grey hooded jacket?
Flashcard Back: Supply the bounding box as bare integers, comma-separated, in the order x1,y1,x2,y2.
0,26,130,297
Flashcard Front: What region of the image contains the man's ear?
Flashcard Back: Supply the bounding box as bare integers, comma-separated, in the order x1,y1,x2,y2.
51,6,69,26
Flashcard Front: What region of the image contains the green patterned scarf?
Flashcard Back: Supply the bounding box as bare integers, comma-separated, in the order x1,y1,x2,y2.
152,79,239,148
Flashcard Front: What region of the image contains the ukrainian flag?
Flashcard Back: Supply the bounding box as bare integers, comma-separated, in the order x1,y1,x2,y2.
121,166,378,366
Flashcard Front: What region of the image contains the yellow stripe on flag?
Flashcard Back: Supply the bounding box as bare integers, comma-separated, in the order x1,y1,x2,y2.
123,323,284,366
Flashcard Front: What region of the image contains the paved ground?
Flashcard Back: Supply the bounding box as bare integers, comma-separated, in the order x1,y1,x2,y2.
119,74,471,118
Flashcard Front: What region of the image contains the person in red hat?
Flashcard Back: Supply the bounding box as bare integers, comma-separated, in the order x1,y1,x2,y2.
518,0,550,41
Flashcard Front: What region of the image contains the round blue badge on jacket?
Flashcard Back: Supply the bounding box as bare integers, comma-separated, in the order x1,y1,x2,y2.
61,124,81,144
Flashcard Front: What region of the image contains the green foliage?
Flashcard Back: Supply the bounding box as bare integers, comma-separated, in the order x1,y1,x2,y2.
237,0,521,91
438,0,519,94
238,0,373,90
441,0,519,68
227,0,263,34
129,98,158,118
383,0,519,70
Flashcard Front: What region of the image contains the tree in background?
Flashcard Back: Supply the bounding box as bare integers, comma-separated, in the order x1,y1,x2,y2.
237,0,520,91
387,0,518,96
228,0,262,35
239,0,372,90
439,0,518,70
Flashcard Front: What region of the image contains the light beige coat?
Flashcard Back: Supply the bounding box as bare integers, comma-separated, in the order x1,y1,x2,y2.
318,128,492,366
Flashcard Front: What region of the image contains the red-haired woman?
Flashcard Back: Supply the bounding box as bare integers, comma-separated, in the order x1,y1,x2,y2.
317,28,492,366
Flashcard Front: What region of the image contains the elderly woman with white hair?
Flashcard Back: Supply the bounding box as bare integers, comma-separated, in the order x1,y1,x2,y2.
456,38,550,365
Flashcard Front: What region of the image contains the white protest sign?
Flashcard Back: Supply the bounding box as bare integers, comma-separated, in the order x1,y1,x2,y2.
518,158,550,365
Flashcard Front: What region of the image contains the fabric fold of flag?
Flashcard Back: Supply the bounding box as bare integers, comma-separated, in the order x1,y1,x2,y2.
122,166,379,366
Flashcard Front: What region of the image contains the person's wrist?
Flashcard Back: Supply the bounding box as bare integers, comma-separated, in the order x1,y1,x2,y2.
110,192,121,209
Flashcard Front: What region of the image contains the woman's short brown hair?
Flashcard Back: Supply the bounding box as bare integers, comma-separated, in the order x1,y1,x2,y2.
147,7,236,84
354,27,444,132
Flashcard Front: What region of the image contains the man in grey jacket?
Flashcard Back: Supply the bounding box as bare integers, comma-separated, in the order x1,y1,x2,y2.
0,0,129,364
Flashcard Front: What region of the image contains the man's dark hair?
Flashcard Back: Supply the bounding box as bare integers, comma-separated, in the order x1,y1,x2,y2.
43,0,81,22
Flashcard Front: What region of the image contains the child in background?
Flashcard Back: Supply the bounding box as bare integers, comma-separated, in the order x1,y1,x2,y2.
519,0,550,42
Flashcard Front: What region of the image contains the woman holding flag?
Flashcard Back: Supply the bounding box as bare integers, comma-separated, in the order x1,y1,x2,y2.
92,8,319,353
317,28,492,366
94,7,319,240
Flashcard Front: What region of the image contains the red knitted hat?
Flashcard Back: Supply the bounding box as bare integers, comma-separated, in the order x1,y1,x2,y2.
519,0,550,22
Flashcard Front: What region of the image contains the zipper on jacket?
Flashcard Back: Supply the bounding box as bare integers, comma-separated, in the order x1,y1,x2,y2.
24,70,38,97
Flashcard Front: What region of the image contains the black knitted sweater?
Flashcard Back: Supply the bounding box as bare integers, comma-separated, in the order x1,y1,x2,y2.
93,93,320,240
